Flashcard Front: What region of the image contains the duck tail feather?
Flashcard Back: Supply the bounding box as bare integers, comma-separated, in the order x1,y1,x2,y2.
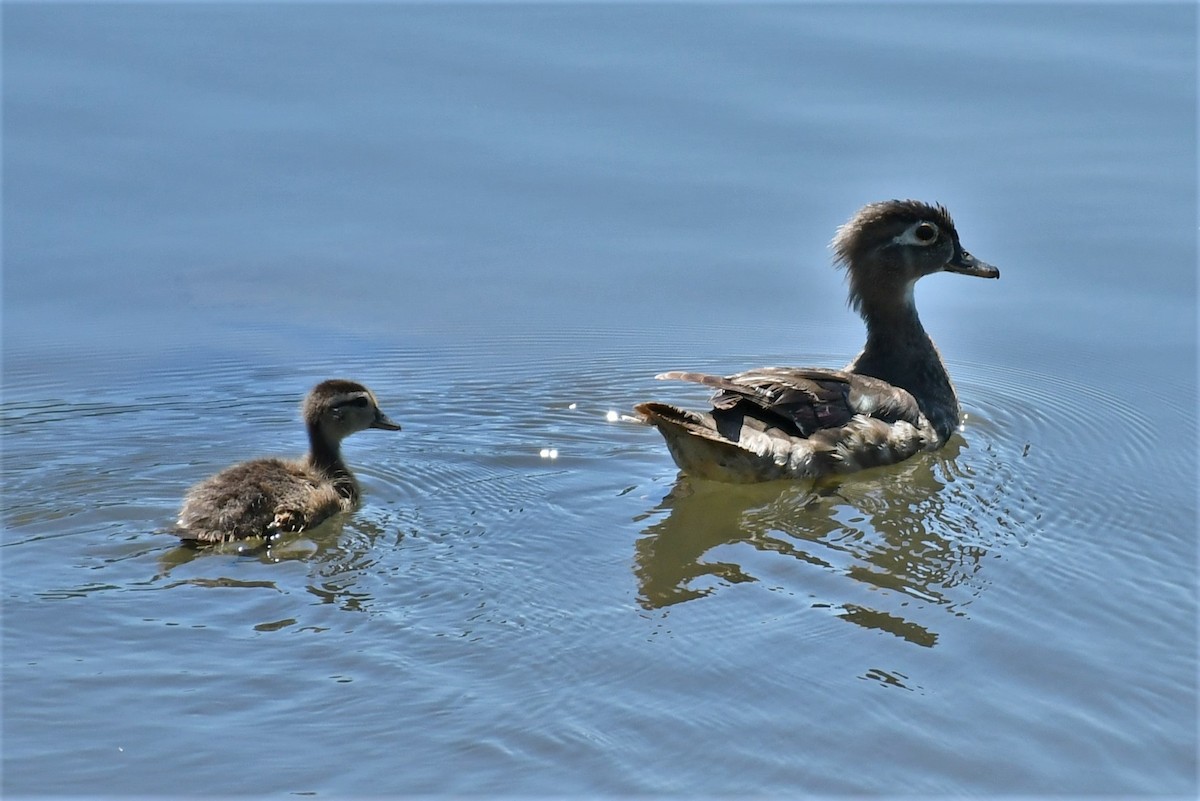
654,371,745,393
635,402,801,483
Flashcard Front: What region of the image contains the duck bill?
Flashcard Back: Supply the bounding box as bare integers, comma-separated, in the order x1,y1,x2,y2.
371,412,402,431
946,248,1000,279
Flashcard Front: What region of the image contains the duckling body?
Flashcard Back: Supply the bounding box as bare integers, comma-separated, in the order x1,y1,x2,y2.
637,200,999,483
177,379,401,542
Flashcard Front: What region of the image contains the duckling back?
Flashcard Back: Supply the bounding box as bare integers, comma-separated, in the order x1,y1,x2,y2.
178,458,352,542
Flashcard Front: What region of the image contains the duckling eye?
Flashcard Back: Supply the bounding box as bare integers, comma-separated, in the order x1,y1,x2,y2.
346,397,369,409
914,222,938,243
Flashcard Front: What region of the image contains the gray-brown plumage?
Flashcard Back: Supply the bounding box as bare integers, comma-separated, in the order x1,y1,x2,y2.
636,199,999,483
177,379,401,543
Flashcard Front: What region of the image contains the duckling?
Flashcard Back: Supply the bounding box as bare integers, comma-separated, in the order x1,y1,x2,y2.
636,199,999,483
176,379,401,543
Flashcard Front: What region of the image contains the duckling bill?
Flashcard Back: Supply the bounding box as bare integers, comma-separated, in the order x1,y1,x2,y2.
177,379,401,543
637,199,999,483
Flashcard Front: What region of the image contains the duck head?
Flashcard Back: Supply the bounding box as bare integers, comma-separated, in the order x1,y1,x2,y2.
304,379,402,442
831,199,999,314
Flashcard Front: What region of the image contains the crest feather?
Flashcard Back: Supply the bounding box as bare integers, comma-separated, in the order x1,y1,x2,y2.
829,199,956,311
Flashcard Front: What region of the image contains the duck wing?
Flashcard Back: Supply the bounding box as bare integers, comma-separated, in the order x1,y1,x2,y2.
655,367,924,438
636,367,936,482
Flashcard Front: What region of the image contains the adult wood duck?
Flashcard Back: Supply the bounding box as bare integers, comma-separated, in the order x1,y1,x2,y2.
177,379,401,542
636,199,999,483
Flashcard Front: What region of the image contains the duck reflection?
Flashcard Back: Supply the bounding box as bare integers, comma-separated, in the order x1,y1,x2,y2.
156,512,396,614
635,438,997,646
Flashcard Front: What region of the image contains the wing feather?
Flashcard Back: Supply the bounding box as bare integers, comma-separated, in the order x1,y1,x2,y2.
655,367,924,437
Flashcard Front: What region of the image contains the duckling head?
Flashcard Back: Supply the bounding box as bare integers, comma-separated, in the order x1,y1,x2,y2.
304,379,402,444
831,199,999,314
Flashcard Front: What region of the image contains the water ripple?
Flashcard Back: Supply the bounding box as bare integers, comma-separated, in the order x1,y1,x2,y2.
1,335,1184,656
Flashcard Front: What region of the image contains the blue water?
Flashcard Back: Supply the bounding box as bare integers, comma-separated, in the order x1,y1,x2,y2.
3,3,1196,797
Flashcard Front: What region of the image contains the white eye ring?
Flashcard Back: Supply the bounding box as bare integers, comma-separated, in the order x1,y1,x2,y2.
892,222,940,247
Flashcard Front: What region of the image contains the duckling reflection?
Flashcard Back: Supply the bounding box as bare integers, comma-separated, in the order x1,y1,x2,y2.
158,511,408,618
176,379,401,544
159,514,345,567
635,437,996,647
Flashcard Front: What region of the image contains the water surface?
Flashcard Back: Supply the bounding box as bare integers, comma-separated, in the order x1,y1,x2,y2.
3,3,1196,797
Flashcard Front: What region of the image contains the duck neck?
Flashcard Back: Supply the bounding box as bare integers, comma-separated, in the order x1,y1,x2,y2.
306,422,359,502
849,292,959,440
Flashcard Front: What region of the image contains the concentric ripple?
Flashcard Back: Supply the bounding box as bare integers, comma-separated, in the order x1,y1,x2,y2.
624,353,1177,647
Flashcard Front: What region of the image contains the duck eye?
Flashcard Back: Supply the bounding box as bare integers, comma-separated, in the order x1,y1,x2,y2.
914,223,938,243
347,397,369,408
